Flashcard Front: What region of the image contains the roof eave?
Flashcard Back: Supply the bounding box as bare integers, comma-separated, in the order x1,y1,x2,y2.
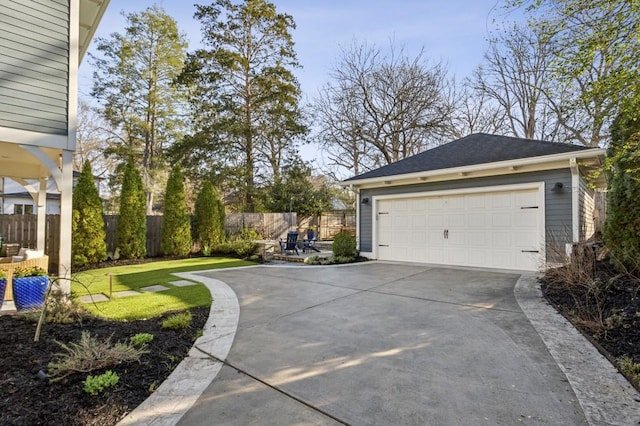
79,0,110,63
340,148,606,188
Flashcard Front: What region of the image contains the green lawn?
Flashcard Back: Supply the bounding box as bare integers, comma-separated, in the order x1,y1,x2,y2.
72,257,254,320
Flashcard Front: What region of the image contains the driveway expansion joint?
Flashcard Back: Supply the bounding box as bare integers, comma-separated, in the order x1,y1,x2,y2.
191,346,351,426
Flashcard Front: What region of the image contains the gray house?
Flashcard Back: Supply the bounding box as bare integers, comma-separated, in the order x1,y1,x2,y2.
342,134,606,271
0,0,109,289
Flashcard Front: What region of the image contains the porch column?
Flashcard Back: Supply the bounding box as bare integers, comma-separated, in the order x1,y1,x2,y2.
36,177,47,250
58,149,73,293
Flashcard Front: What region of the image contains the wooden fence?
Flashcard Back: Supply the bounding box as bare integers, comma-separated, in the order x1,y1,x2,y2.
0,210,356,268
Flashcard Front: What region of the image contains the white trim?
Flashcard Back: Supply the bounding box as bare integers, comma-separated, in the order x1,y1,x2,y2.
18,145,63,188
570,158,580,243
371,182,546,271
0,128,67,148
341,148,606,188
372,182,543,201
360,251,374,259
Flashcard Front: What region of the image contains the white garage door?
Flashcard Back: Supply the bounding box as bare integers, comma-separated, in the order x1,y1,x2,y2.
376,187,543,271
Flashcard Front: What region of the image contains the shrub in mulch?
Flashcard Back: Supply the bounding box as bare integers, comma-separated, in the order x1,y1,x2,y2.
541,252,640,391
0,307,208,426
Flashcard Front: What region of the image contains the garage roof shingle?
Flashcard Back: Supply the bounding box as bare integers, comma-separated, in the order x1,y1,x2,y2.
344,133,589,182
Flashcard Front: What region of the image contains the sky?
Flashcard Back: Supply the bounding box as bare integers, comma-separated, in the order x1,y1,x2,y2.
78,0,524,169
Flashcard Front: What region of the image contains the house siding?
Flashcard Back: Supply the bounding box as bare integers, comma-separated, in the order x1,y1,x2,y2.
0,0,69,135
579,174,596,241
359,169,573,262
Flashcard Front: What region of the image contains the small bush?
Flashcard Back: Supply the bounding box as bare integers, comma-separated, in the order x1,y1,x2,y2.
130,333,154,347
216,240,257,258
303,255,322,265
48,331,147,381
332,232,357,258
0,270,6,280
161,312,192,330
83,370,119,395
46,290,87,324
619,356,640,384
332,255,354,264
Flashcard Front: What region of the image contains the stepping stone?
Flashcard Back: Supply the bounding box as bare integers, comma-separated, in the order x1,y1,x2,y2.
140,285,169,293
78,294,109,303
169,280,197,287
114,290,141,298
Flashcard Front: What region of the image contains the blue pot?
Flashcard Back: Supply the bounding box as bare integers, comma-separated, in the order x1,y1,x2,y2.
0,278,6,309
13,276,48,311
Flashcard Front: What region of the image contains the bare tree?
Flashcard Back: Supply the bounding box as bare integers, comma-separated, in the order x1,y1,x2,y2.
473,24,563,141
74,100,118,189
444,83,508,139
314,42,453,178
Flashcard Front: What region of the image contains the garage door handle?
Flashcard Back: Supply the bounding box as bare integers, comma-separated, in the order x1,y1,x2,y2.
379,244,389,247
521,250,540,253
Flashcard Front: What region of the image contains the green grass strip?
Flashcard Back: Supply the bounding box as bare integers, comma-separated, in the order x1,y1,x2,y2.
72,257,254,320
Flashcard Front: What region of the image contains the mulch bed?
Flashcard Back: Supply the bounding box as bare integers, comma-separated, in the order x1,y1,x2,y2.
0,307,208,425
540,260,640,390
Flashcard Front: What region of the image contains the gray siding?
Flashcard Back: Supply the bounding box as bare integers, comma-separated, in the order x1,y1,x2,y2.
0,0,69,135
359,169,573,262
579,174,596,241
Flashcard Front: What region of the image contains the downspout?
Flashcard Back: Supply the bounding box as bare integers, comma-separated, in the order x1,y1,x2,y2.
570,158,580,243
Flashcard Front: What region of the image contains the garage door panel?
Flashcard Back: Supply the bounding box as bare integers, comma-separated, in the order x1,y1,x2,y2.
491,231,513,248
376,187,542,270
467,230,488,247
467,212,487,228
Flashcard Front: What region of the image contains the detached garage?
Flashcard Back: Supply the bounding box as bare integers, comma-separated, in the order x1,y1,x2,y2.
343,134,606,271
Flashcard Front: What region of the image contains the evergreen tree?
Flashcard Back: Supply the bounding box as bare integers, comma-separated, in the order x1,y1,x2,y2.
72,160,107,266
194,181,226,251
117,159,147,259
604,109,640,273
173,0,305,211
161,165,192,256
91,6,188,214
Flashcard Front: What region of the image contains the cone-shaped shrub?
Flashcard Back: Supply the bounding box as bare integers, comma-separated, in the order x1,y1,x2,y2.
194,181,226,251
161,165,192,256
117,159,147,259
72,160,107,266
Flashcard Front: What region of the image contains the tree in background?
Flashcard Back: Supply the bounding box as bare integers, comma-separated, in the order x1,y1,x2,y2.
117,159,147,259
173,0,305,211
161,165,192,256
509,0,640,146
471,24,562,141
260,160,332,222
315,42,453,178
72,161,107,267
194,181,226,252
91,5,188,214
604,106,640,273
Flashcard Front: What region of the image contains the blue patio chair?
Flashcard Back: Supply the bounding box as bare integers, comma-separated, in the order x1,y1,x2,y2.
304,230,320,253
279,231,299,255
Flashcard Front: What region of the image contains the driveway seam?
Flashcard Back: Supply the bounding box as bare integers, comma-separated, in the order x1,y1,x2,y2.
514,273,640,426
191,346,351,425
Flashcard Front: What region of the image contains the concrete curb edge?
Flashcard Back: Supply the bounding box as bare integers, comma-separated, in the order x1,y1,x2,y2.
514,273,640,426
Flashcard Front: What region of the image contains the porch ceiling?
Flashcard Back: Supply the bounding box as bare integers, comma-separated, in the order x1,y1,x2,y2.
0,142,61,180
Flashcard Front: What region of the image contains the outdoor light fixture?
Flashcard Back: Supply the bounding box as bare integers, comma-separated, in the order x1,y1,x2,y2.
361,197,370,204
552,182,564,192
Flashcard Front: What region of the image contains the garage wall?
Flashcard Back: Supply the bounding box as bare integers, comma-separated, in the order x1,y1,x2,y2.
579,175,596,241
359,168,573,261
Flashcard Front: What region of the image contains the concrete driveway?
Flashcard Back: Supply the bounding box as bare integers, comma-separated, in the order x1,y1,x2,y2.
176,263,587,425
